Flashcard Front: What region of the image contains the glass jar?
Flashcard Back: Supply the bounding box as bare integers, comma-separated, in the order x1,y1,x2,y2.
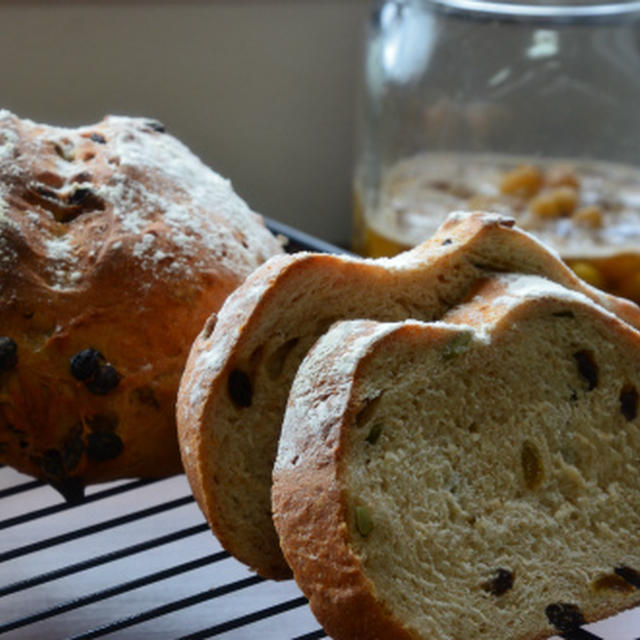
353,0,640,304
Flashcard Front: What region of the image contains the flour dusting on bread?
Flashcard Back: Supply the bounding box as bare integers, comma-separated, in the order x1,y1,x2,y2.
0,110,283,499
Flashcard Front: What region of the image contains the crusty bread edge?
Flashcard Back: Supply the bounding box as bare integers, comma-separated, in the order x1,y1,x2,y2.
273,320,424,639
436,212,640,330
177,253,349,578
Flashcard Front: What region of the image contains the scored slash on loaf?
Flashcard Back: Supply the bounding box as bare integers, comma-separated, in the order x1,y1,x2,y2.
273,274,640,640
176,210,640,580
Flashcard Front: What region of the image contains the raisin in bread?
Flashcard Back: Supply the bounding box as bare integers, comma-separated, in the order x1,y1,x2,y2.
273,273,640,640
0,110,283,501
176,211,640,579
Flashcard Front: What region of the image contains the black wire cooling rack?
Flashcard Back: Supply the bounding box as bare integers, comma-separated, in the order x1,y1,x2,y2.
1,221,639,640
0,466,325,639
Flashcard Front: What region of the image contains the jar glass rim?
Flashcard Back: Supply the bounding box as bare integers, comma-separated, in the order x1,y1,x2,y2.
427,0,640,23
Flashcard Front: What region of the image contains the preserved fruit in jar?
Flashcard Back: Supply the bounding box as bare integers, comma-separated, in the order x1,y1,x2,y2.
354,152,640,303
353,0,640,304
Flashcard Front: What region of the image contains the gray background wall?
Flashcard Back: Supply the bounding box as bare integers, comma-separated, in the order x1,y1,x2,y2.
0,0,374,247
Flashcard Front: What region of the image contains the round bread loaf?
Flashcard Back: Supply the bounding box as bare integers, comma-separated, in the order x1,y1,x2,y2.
0,110,283,501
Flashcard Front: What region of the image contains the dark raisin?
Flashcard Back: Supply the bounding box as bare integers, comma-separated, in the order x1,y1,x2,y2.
0,337,17,371
52,476,85,504
86,363,121,395
66,188,105,213
442,238,453,246
90,133,106,144
70,348,103,381
68,187,93,206
70,349,121,394
84,413,122,459
615,565,640,588
228,369,252,407
87,431,124,462
27,181,102,222
545,602,585,632
482,568,514,596
620,385,638,422
145,120,166,133
33,426,84,481
574,350,598,391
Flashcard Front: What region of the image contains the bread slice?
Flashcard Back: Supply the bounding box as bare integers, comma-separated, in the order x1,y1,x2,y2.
177,211,640,579
273,274,640,640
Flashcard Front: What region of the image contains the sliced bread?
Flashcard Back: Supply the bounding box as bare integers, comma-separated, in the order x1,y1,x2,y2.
177,211,640,579
273,273,640,640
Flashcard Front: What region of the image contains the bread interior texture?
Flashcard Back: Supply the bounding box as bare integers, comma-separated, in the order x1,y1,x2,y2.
191,210,640,579
207,257,488,575
345,310,640,639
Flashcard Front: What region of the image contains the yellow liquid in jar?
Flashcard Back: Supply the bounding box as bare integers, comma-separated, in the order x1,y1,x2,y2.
353,152,640,304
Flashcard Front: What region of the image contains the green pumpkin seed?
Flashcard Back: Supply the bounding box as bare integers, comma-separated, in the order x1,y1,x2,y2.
366,423,383,445
355,505,373,536
443,331,473,360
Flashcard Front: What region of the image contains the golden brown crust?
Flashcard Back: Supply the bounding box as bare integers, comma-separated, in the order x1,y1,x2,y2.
274,465,417,640
273,320,438,639
0,111,282,499
436,212,640,329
